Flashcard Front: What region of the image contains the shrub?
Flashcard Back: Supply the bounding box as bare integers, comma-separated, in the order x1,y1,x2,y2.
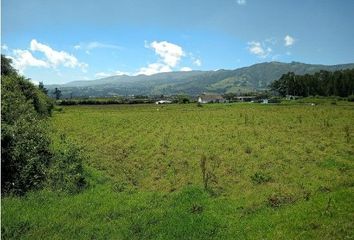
1,55,86,195
47,135,87,194
1,117,52,195
1,73,53,195
348,95,354,102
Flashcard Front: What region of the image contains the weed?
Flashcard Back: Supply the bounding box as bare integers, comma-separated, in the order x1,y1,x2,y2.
245,146,252,154
190,204,204,214
199,154,220,194
251,172,272,184
267,194,295,208
344,125,351,143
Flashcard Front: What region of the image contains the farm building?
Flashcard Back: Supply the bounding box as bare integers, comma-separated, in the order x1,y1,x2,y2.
155,100,172,104
198,93,225,103
235,96,257,102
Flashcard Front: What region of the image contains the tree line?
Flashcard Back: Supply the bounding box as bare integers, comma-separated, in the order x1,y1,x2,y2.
270,69,354,97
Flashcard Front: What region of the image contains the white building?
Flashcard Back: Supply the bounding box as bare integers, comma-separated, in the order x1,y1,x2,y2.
155,100,172,104
198,93,225,104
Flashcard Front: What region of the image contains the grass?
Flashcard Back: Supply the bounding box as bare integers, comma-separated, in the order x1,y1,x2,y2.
2,102,354,239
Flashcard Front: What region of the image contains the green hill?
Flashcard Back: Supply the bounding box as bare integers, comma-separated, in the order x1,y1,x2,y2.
46,61,354,97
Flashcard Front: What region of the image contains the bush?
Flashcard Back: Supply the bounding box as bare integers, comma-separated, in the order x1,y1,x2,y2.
1,55,86,196
47,135,87,194
348,95,354,102
1,74,53,195
1,117,52,195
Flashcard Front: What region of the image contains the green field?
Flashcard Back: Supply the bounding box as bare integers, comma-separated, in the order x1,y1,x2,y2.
2,102,354,239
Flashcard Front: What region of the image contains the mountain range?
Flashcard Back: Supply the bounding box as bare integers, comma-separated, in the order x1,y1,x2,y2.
46,61,354,97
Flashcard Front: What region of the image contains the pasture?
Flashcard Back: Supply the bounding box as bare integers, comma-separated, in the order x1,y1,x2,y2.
2,102,354,239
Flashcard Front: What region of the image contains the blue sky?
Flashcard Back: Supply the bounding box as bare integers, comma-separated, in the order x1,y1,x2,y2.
2,0,354,84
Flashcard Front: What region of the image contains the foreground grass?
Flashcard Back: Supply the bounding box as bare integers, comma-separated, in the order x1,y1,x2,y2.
2,102,354,239
2,183,353,239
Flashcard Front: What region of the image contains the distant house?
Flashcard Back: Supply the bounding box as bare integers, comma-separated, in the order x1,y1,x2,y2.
155,100,172,104
235,96,257,102
198,93,225,104
261,99,269,104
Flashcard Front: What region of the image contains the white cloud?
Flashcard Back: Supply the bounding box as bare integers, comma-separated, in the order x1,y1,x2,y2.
29,79,40,86
95,70,130,78
136,63,172,76
11,49,49,72
189,53,202,67
284,35,295,46
180,67,192,71
237,0,246,5
247,41,272,58
148,41,185,67
1,44,8,51
87,42,122,50
137,41,186,75
30,39,87,70
74,41,122,53
193,59,202,66
8,39,88,73
265,38,277,45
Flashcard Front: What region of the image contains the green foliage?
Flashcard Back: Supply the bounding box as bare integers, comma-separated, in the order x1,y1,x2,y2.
38,81,48,95
270,69,354,97
1,117,52,195
1,54,17,76
1,74,53,195
47,135,87,194
175,95,190,104
1,54,79,196
53,87,62,100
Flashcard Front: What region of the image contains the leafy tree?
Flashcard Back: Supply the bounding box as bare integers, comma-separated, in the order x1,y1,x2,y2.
1,54,17,76
53,88,62,100
176,95,190,104
270,69,354,97
39,81,48,95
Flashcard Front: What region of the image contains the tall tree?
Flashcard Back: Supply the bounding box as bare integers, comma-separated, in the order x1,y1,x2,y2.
39,82,48,95
53,88,62,100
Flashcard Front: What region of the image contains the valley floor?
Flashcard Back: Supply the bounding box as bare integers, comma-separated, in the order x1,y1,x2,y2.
2,102,354,239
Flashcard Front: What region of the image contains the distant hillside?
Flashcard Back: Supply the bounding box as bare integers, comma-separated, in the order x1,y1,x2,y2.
46,61,354,97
